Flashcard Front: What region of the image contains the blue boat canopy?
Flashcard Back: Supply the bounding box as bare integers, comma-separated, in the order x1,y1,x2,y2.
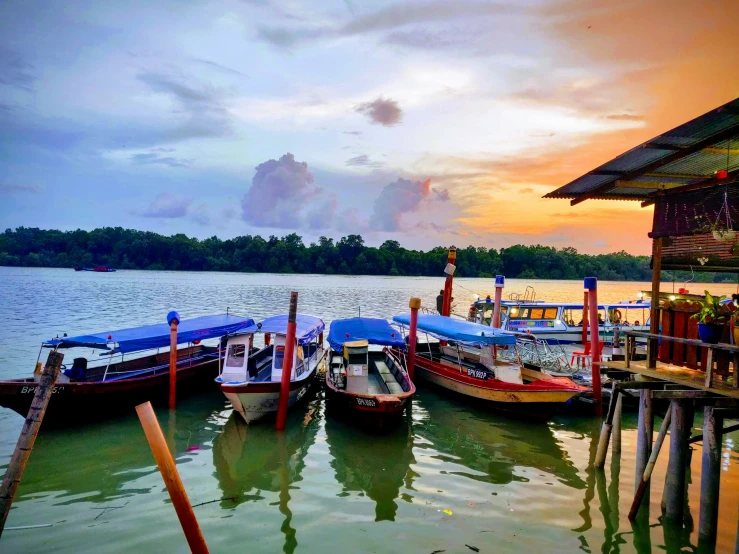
328,318,406,352
44,314,255,354
392,314,516,346
244,314,325,345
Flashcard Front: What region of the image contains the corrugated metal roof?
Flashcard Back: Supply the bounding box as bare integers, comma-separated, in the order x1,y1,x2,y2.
546,98,739,203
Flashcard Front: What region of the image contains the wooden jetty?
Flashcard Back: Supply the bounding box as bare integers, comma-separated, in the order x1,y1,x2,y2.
546,97,739,550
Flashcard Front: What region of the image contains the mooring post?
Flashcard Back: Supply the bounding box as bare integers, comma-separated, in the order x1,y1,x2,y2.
0,351,63,536
276,292,298,431
698,406,722,545
612,382,623,455
594,384,619,468
492,275,504,328
442,247,457,317
167,311,180,410
664,400,693,522
635,390,654,493
407,297,421,382
629,406,671,520
582,290,589,347
136,402,209,553
585,277,602,414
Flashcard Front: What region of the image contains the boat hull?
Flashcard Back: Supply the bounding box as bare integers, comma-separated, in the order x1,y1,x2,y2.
221,367,317,423
0,358,220,426
324,385,411,431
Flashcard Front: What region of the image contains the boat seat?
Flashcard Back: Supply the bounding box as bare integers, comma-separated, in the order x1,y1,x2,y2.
367,374,384,395
386,381,404,394
375,361,392,374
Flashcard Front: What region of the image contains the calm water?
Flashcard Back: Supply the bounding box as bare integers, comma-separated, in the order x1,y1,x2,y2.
2,267,739,553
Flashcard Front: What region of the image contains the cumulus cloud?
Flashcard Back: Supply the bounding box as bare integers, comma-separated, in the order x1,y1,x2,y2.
355,97,402,126
142,192,192,218
370,178,432,231
241,153,333,228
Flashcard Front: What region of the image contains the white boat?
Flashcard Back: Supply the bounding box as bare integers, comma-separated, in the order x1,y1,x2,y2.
216,314,327,423
468,298,651,345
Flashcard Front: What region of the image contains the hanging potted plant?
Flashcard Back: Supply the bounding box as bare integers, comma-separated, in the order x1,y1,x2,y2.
693,291,730,344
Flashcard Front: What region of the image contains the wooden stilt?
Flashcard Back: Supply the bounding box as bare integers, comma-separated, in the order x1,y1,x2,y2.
612,385,623,455
664,400,693,522
136,402,209,554
698,406,722,545
628,407,671,520
0,351,63,537
634,390,654,495
594,385,620,468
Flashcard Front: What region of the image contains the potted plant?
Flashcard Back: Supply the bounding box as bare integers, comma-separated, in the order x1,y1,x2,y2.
693,291,730,344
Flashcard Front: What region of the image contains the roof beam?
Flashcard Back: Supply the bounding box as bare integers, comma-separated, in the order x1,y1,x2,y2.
642,142,683,151
570,123,739,205
641,168,739,207
613,180,685,190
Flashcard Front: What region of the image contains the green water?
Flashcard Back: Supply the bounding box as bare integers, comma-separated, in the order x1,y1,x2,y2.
3,268,739,553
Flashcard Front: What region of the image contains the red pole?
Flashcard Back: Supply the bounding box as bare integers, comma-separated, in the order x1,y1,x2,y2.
407,298,421,382
492,275,504,328
582,291,589,347
442,247,457,316
585,278,602,415
264,333,271,346
276,292,298,431
167,311,180,410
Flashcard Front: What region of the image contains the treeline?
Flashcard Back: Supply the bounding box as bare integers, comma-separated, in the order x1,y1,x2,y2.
0,226,720,282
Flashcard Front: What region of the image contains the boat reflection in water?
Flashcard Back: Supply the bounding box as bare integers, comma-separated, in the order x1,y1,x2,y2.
212,399,321,553
324,413,416,522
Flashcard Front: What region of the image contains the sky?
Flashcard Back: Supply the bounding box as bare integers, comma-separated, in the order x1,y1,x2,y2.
0,0,737,255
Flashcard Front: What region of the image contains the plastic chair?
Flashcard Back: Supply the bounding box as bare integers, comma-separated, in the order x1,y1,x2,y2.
571,341,604,370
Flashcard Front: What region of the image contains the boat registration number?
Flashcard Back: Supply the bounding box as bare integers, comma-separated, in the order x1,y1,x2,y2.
20,386,65,394
466,369,488,380
356,397,377,407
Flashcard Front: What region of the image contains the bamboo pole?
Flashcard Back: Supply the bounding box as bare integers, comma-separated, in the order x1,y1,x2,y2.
698,406,722,544
136,402,209,554
628,407,671,520
276,292,298,432
167,311,180,410
407,298,421,382
0,351,64,537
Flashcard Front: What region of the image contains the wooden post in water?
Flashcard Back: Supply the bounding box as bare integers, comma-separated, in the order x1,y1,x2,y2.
585,277,602,414
698,406,722,545
407,298,421,382
629,406,671,520
582,291,589,347
612,385,623,455
276,292,298,432
492,275,504,328
167,311,180,410
634,390,654,515
594,384,620,468
0,351,64,536
664,399,693,522
136,402,209,554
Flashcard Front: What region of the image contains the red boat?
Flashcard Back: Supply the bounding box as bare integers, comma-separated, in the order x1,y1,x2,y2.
325,318,415,430
0,314,253,426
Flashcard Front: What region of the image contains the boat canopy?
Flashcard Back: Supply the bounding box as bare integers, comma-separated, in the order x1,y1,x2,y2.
44,314,255,354
393,314,516,346
327,318,406,352
245,314,325,345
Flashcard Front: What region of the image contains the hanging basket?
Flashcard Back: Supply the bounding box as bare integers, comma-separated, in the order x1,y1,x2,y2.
712,229,737,241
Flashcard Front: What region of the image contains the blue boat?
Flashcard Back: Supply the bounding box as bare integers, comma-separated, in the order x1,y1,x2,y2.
0,314,254,426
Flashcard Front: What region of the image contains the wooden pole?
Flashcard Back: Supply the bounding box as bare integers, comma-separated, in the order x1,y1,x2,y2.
407,298,421,382
0,351,63,537
612,385,623,455
585,277,602,414
628,406,671,520
649,237,663,368
167,311,180,410
492,275,504,328
582,290,589,346
594,384,620,468
664,399,693,522
698,406,722,545
276,292,298,432
136,402,209,554
634,390,654,499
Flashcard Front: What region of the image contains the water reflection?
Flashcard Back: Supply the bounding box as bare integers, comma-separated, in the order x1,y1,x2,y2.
324,414,415,522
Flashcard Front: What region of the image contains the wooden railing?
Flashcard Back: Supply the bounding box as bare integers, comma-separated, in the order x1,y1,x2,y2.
623,330,739,388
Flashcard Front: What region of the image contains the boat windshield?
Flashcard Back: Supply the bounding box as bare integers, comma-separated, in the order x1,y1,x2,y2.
346,346,367,366
274,345,285,369
225,343,246,368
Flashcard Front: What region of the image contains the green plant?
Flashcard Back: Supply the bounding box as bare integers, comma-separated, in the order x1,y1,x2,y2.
692,290,730,325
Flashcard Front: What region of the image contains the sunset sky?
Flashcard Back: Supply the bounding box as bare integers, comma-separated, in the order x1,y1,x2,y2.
1,0,737,254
